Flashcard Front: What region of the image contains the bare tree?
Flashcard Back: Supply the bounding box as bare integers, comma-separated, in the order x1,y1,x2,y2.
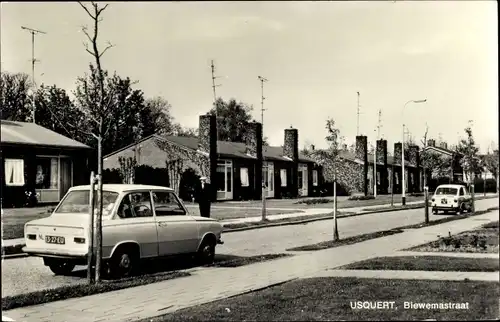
78,1,115,283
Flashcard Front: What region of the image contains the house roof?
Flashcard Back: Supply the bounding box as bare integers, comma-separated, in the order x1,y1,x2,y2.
308,149,417,167
422,145,457,156
1,120,91,149
105,134,316,163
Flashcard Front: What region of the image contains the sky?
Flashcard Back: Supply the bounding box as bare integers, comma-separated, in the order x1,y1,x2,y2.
1,1,498,153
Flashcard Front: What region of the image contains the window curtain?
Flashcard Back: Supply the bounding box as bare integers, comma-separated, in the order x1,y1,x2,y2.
280,169,287,187
240,168,249,187
313,170,318,186
4,159,25,186
50,158,59,189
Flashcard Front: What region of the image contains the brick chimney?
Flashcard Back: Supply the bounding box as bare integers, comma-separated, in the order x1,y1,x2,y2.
427,139,436,147
244,121,263,199
376,139,388,194
198,114,217,199
310,144,315,151
394,142,403,165
409,145,421,192
356,135,368,196
439,142,448,150
284,127,299,197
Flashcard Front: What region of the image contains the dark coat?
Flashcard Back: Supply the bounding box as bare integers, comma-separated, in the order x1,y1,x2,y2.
194,182,212,204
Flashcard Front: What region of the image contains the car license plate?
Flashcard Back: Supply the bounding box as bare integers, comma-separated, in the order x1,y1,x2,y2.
45,236,65,244
441,199,447,204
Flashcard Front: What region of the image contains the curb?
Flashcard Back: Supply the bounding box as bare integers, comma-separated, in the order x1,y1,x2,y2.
223,204,425,233
222,195,498,233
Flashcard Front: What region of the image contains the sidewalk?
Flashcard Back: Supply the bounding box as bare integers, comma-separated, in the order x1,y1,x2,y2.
4,210,498,322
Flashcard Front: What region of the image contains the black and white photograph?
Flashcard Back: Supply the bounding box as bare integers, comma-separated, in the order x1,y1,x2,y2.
1,1,498,321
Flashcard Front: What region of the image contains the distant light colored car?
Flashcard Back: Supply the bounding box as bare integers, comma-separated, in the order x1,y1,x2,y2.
23,184,224,278
431,184,472,215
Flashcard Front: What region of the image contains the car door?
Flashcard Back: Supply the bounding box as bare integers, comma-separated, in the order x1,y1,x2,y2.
152,190,200,256
105,190,159,259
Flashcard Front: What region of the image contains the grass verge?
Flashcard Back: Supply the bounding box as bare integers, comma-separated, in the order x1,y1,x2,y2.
141,277,500,321
1,244,24,257
1,253,291,311
286,206,499,252
222,212,352,230
287,229,404,251
404,218,499,254
339,255,500,272
362,202,425,212
2,271,190,311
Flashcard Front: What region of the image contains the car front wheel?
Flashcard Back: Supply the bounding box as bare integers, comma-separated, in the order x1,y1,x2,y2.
46,258,76,276
196,238,216,265
109,247,138,279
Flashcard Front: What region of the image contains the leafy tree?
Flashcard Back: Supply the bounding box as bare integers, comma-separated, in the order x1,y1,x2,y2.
323,118,344,241
482,148,499,193
172,123,198,137
34,84,86,142
144,97,177,135
456,122,481,183
210,98,269,145
0,71,33,121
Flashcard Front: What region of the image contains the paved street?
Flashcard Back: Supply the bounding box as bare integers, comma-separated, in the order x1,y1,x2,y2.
3,208,498,322
2,198,497,297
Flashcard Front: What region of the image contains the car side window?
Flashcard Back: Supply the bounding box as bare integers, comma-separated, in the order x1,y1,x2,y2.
117,192,153,219
152,191,186,216
459,188,465,196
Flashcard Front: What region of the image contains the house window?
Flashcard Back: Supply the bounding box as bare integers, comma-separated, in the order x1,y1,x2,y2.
298,170,303,189
240,168,249,187
312,170,318,186
395,172,399,185
4,159,25,186
377,171,381,185
280,169,287,187
35,157,59,189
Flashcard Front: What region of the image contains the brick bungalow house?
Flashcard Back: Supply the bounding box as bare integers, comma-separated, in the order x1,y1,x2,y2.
307,136,423,196
103,114,322,201
1,120,92,207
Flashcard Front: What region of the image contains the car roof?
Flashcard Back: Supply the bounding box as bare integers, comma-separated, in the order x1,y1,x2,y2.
69,184,174,193
435,184,464,189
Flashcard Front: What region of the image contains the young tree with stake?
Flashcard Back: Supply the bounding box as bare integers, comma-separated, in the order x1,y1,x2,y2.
78,1,115,283
456,122,481,212
323,118,343,241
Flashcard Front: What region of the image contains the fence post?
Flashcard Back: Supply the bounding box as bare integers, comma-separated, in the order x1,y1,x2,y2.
424,186,429,224
87,171,96,284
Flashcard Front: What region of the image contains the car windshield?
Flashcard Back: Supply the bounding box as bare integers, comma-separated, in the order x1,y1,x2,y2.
435,187,458,195
55,190,119,215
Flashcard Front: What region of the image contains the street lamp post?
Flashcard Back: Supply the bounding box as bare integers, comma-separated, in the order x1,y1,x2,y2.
402,99,427,206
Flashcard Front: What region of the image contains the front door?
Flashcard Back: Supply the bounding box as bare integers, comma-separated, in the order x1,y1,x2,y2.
152,190,199,255
298,164,308,197
263,162,275,198
216,160,233,200
59,157,72,199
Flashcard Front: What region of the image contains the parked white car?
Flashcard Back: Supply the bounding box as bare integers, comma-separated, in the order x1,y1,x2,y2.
23,184,224,278
431,184,472,215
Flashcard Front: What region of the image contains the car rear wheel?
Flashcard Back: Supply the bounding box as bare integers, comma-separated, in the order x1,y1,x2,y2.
47,259,76,276
457,203,465,215
196,237,216,265
109,246,139,279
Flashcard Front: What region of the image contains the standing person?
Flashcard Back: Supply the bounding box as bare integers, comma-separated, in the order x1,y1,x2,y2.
195,176,212,218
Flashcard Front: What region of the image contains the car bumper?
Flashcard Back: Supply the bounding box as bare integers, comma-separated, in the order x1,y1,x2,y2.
22,247,88,259
432,205,459,211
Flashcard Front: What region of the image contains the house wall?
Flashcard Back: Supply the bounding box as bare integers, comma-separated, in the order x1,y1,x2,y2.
232,158,257,201
1,145,91,208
